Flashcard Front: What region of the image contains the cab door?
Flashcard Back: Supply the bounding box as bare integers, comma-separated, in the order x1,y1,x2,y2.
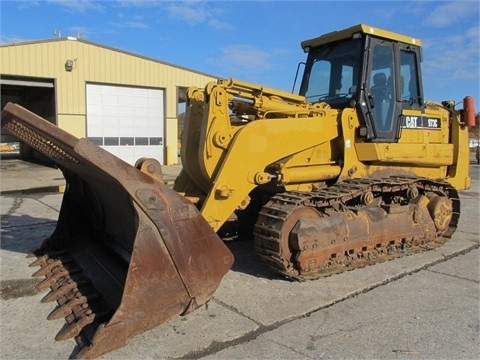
362,37,403,142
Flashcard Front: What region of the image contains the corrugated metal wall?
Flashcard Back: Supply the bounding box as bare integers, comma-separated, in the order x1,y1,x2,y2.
0,38,217,164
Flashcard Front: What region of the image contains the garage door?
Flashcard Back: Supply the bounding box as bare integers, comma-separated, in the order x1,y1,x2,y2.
86,83,164,165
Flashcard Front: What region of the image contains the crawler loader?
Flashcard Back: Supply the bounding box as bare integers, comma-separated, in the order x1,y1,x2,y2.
1,24,475,358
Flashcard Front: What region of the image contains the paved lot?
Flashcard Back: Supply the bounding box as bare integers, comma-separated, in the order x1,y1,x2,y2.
0,158,479,359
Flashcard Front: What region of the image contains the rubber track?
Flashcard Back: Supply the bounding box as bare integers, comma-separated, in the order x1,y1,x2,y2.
253,176,460,281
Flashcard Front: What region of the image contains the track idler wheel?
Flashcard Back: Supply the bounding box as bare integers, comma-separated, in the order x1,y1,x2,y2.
427,196,453,231
280,207,323,276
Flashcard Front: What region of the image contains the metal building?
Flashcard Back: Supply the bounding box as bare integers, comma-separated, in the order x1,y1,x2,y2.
0,37,217,165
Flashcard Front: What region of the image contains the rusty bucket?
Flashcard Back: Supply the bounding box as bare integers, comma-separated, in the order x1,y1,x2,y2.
1,103,233,358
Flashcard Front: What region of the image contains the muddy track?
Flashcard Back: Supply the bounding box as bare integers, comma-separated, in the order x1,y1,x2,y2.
253,176,459,281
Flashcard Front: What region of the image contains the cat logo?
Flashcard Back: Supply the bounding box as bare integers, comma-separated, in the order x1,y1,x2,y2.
401,116,441,130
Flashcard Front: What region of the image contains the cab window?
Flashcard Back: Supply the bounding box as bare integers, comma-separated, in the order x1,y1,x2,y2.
369,44,395,132
301,38,362,108
400,50,421,107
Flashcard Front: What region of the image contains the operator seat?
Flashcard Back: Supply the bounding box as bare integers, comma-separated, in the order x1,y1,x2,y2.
371,73,388,102
370,73,390,131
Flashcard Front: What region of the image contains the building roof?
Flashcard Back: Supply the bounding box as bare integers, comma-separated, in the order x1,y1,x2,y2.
0,37,219,79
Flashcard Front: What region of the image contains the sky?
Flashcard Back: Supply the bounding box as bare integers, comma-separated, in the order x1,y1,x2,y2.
1,0,479,107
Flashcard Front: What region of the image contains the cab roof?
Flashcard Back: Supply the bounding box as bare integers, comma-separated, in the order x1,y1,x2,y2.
301,24,422,51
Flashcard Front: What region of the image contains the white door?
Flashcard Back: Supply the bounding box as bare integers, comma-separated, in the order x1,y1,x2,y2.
86,83,165,165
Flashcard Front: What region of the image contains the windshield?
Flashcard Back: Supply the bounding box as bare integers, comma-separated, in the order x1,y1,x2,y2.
300,38,363,107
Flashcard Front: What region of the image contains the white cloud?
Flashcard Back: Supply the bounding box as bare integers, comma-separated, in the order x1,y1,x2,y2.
422,25,480,82
113,14,149,29
425,1,473,28
165,0,233,29
207,44,276,80
114,0,233,30
207,19,233,31
17,1,41,11
167,1,207,25
114,0,163,7
47,0,105,12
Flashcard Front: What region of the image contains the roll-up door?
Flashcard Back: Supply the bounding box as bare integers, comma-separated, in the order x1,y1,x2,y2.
86,83,165,165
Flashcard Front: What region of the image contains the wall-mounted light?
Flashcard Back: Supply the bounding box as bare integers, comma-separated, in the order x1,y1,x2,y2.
65,59,75,71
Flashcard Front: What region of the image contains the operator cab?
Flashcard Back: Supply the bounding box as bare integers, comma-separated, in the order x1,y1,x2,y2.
299,24,424,142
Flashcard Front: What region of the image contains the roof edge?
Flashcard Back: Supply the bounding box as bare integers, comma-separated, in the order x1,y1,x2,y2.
301,24,422,50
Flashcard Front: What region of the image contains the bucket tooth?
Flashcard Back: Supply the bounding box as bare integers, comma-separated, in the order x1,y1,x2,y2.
35,263,83,290
36,278,55,290
48,305,72,321
32,267,49,277
41,280,78,303
55,313,95,341
35,271,70,290
36,275,64,290
30,252,71,268
29,255,49,267
54,265,81,279
32,259,63,277
48,295,88,320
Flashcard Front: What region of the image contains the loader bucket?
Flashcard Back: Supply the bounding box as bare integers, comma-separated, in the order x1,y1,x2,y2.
1,103,233,358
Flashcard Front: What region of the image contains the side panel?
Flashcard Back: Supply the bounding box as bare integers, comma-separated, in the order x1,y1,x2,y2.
446,110,471,190
354,104,470,190
355,142,453,166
